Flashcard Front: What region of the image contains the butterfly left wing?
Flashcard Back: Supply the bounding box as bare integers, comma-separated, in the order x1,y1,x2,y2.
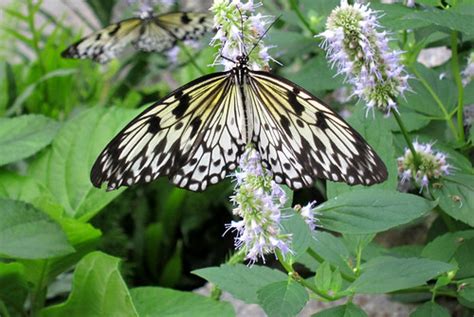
91,71,247,191
61,18,142,63
246,70,388,190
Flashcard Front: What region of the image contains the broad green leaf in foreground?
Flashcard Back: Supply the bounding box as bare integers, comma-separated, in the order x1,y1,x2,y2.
257,281,308,317
281,211,313,262
0,114,59,166
193,264,287,304
431,174,474,227
41,251,138,317
421,230,474,262
0,198,73,259
350,256,455,294
29,106,139,220
410,302,450,317
317,189,436,234
130,287,235,317
0,262,28,314
312,303,368,317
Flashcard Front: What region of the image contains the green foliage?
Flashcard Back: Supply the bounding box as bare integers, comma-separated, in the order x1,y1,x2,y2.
1,0,473,316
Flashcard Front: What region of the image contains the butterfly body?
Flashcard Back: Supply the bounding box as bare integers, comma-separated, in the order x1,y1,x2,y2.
91,54,388,191
62,12,213,63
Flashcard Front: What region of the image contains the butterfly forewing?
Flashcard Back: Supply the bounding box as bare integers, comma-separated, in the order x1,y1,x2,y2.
246,70,388,188
91,72,247,191
62,12,213,63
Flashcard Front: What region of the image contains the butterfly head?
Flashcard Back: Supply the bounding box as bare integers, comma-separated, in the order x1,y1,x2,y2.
235,55,249,68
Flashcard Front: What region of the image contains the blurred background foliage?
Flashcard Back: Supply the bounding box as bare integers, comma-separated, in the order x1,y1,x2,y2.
1,0,474,316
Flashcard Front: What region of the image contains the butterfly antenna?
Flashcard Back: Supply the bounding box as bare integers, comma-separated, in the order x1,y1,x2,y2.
248,15,281,57
236,7,248,55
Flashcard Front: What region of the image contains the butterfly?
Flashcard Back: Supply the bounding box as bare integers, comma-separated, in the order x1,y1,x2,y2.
90,53,388,192
61,12,213,63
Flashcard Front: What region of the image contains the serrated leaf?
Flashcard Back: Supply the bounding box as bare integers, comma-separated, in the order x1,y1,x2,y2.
257,280,308,317
406,10,474,36
281,211,313,261
29,107,139,220
41,251,138,317
309,231,353,278
0,115,59,166
130,287,235,317
0,198,73,259
315,261,332,292
350,256,455,294
421,230,474,262
317,189,436,234
312,303,368,317
431,174,474,227
193,264,287,304
410,302,450,317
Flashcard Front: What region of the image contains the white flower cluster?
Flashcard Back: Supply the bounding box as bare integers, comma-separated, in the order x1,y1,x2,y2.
462,52,474,86
226,146,292,264
210,0,274,70
319,0,409,115
397,141,451,192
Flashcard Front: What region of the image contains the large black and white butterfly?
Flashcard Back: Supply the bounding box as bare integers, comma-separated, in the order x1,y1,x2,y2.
91,54,388,191
61,12,213,63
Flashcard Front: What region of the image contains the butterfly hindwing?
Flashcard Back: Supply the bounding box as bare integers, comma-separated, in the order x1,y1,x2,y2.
91,72,247,191
246,70,388,189
62,12,213,63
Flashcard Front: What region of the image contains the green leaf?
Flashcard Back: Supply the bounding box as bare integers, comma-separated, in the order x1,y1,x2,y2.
269,30,314,60
0,198,73,259
0,262,28,314
281,210,313,261
317,189,436,234
257,280,308,317
453,238,474,279
406,10,474,36
421,230,474,262
20,219,101,290
312,303,368,317
350,256,455,294
458,278,474,304
400,64,457,117
410,302,450,317
130,287,235,317
308,231,353,277
158,241,182,287
284,55,344,93
314,262,332,292
387,111,431,132
29,106,139,219
0,115,59,166
41,251,138,317
431,174,474,226
371,3,431,31
327,104,397,198
193,264,287,304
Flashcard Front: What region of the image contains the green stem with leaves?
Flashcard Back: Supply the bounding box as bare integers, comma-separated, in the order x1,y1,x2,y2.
392,109,421,167
410,66,459,141
450,31,465,142
289,0,316,35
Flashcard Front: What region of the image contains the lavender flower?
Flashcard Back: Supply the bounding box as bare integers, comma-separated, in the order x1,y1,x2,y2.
295,202,318,231
318,0,409,115
210,0,274,70
226,146,292,264
127,0,175,18
397,141,451,192
462,52,474,86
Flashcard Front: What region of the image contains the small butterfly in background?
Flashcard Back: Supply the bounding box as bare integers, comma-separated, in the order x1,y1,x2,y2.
61,11,213,63
90,45,388,192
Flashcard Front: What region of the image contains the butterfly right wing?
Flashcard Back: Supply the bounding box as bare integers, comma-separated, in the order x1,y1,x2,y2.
61,18,142,63
91,72,246,191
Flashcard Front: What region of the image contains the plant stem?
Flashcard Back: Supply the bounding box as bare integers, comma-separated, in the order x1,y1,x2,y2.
179,43,206,76
306,248,355,282
450,31,465,142
392,109,421,167
30,260,48,317
289,0,316,35
290,272,345,301
0,300,11,317
410,66,459,140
